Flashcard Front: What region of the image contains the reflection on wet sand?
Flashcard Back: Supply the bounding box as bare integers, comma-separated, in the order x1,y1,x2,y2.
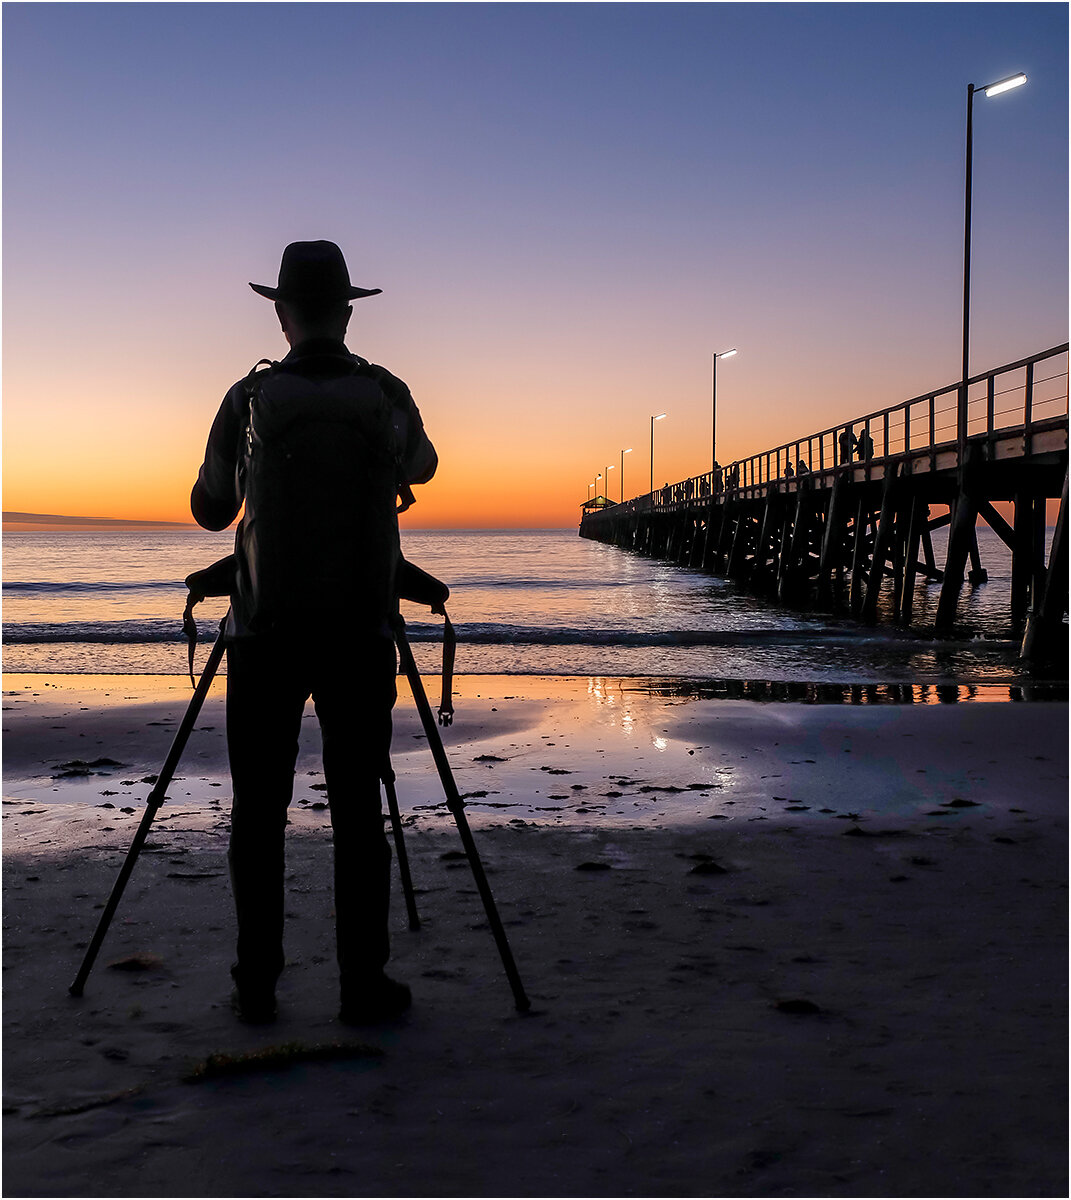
620,677,1067,705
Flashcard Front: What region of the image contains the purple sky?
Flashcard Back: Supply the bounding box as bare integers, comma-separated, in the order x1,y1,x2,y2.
4,3,1067,524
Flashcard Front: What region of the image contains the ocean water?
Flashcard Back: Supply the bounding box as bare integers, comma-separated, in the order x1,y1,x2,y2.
2,527,1061,689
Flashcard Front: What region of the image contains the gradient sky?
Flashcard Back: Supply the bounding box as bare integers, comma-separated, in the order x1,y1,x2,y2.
3,2,1067,528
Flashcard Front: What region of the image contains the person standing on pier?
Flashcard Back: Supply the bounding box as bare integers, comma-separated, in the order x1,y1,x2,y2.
838,427,857,464
856,429,875,460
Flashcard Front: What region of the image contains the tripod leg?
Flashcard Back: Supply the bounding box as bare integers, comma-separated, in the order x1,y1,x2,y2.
393,617,531,1012
69,622,229,997
382,768,420,931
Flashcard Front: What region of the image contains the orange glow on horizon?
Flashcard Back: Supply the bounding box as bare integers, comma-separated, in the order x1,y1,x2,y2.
4,335,1066,531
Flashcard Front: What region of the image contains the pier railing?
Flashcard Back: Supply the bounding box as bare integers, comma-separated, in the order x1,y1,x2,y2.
628,343,1068,510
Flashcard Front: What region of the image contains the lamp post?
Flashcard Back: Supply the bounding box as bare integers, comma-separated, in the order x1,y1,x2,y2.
960,71,1027,455
711,347,737,485
604,463,615,504
620,447,632,502
650,413,666,494
595,473,602,505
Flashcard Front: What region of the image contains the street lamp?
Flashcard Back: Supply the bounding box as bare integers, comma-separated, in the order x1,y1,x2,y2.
650,414,666,494
960,71,1027,454
711,347,737,480
595,473,602,504
604,463,615,504
620,447,632,502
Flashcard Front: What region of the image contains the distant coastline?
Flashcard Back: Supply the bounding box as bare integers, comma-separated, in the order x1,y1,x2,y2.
3,511,195,531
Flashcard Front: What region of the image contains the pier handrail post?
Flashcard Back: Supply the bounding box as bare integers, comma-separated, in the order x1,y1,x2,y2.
1024,360,1035,456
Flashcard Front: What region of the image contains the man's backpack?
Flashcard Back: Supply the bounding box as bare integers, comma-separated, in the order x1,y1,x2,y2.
234,356,403,633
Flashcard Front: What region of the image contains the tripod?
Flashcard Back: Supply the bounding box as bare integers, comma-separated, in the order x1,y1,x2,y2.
70,580,531,1013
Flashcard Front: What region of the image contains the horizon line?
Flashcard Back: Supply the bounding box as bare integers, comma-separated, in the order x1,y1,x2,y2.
2,512,577,532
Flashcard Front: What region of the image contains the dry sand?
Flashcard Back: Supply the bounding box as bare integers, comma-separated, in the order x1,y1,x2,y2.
2,675,1068,1198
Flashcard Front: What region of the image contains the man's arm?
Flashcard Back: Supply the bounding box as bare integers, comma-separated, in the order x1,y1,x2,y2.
191,382,245,531
398,393,437,485
365,364,437,485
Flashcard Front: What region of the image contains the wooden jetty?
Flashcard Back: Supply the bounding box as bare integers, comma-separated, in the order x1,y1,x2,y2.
579,344,1069,658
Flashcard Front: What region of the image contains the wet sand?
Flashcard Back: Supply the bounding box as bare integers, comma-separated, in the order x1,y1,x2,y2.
3,675,1068,1197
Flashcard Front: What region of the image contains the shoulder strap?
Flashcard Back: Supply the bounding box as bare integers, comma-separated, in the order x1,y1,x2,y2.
242,358,278,397
438,612,455,725
239,359,278,471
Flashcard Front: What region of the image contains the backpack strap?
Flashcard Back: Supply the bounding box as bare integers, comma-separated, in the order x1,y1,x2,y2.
181,592,199,688
243,358,278,391
238,360,278,485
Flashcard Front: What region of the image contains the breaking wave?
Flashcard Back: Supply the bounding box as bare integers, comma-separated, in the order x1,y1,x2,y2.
2,619,961,649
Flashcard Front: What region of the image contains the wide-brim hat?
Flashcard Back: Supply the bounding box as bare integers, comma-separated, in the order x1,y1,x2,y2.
249,240,381,302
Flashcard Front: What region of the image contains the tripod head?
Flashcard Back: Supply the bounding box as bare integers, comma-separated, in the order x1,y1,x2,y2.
184,554,449,613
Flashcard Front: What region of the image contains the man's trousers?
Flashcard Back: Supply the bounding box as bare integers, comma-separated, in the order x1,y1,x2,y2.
224,631,397,992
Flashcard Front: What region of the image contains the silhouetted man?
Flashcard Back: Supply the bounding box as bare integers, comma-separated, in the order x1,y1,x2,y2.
191,241,436,1024
838,427,857,464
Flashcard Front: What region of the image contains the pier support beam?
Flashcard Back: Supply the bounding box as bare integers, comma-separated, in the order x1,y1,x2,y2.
755,491,778,584
713,503,735,574
935,492,978,631
897,497,925,623
701,500,721,571
967,527,988,585
727,511,751,578
778,488,810,604
862,463,900,623
816,474,844,607
1021,472,1068,660
936,446,986,632
849,497,873,617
